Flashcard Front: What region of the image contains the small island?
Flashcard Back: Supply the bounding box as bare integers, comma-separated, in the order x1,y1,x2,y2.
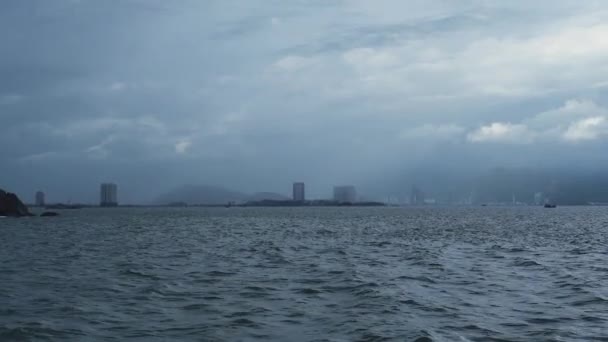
0,188,33,217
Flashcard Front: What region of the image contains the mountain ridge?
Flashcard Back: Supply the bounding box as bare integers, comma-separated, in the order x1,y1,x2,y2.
154,185,289,205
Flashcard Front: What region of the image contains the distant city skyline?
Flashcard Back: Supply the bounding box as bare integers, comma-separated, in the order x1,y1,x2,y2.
9,165,608,207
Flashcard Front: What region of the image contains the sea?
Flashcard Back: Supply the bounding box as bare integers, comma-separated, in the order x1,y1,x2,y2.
1,207,607,341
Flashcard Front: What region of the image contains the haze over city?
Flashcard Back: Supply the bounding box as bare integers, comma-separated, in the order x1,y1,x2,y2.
3,0,608,204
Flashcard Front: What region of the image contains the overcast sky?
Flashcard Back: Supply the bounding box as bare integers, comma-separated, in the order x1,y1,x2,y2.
2,0,608,203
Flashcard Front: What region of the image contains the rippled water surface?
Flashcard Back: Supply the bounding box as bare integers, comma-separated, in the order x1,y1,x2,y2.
1,207,608,341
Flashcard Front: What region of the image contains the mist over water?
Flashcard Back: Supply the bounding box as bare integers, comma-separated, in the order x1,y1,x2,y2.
2,207,607,341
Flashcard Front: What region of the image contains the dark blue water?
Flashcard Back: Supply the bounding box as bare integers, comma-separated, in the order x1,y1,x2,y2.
1,207,607,341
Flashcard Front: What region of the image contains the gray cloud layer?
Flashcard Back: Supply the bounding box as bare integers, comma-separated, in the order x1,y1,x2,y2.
2,0,608,203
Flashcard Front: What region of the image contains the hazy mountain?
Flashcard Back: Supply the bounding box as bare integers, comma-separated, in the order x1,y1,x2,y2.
392,167,608,205
154,186,290,205
248,192,290,202
154,185,247,205
473,168,608,205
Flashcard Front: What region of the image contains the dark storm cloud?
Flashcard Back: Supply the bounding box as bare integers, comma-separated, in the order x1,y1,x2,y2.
2,0,608,202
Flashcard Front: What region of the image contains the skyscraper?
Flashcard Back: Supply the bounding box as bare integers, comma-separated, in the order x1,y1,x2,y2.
35,191,45,207
410,186,425,205
100,183,118,207
333,186,357,203
293,182,305,201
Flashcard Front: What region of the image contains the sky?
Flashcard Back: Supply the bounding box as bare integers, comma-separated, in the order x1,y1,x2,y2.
2,0,608,203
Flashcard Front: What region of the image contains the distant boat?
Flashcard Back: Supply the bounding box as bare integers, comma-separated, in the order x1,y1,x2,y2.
544,203,557,208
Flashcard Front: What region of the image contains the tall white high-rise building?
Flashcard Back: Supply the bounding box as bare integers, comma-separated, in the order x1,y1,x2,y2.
333,186,357,203
100,183,118,207
293,182,305,201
